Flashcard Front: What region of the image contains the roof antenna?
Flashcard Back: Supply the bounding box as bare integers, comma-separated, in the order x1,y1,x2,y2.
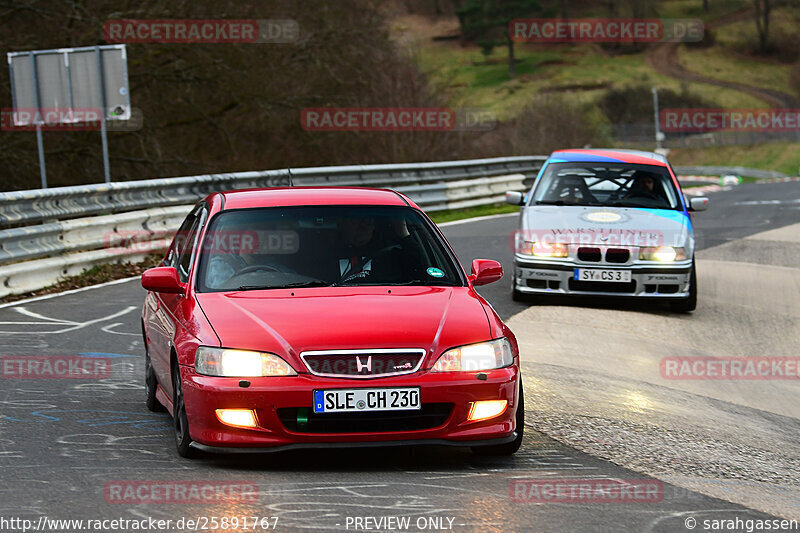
287,167,294,187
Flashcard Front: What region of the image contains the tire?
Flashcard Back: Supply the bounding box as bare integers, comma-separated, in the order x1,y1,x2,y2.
472,380,525,456
669,260,697,313
172,361,195,458
145,353,164,412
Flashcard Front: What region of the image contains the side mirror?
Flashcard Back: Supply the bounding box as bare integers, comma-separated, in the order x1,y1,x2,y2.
505,191,525,206
689,197,709,212
141,266,185,294
469,259,503,287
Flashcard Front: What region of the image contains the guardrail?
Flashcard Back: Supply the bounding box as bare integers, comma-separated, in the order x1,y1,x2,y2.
0,157,544,297
0,157,546,227
672,166,787,180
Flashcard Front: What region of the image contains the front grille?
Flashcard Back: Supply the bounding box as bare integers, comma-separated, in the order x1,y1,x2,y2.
277,403,453,433
569,279,637,293
578,247,602,262
301,349,425,378
605,248,630,263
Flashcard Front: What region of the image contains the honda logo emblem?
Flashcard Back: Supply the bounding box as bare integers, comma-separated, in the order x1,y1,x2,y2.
356,356,372,373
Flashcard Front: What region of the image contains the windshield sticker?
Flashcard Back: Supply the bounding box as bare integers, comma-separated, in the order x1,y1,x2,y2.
427,267,445,278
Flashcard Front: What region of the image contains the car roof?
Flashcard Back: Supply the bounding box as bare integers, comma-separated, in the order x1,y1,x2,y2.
549,148,668,166
218,187,412,210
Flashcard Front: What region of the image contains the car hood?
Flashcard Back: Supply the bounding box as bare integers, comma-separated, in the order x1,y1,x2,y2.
195,286,492,370
521,205,692,249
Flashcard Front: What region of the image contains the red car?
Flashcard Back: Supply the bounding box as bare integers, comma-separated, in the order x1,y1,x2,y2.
141,187,523,457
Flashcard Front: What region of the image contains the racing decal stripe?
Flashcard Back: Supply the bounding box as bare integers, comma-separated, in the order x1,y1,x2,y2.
639,208,692,230
550,152,628,163
551,150,664,166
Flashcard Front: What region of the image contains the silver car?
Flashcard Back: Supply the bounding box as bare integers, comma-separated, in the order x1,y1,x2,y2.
506,149,709,312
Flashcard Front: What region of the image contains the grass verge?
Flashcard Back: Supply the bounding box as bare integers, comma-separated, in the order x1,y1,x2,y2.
668,143,800,176
429,203,519,224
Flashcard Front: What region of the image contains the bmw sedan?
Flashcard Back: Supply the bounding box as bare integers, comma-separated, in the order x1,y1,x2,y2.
506,149,709,312
141,187,523,457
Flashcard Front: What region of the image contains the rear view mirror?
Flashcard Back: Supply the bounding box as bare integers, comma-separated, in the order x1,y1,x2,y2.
505,191,525,206
469,259,503,286
689,197,709,212
141,266,185,294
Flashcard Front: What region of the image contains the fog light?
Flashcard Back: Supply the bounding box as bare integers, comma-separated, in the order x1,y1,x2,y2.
467,400,508,422
215,408,258,428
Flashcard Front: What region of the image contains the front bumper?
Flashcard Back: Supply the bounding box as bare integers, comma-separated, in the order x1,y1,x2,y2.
514,256,692,298
180,365,520,450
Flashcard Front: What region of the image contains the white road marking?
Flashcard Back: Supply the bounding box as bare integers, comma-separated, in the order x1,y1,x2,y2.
0,276,141,310
101,322,139,336
734,199,800,206
0,306,137,335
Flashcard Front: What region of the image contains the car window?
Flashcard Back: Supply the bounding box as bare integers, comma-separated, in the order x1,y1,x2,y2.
164,212,197,269
177,216,202,282
195,205,464,292
530,162,680,210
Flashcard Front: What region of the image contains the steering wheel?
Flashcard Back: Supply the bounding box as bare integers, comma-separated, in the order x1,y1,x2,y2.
236,264,282,275
627,190,660,201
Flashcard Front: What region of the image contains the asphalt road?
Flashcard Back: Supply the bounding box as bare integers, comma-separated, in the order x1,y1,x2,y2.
0,181,797,533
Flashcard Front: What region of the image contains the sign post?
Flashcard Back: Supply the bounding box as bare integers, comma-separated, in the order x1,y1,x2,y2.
7,44,130,188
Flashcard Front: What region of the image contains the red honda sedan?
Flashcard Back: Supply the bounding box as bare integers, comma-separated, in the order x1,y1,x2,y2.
141,187,523,457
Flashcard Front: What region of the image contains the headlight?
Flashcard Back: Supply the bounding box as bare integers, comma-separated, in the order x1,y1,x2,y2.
639,246,686,262
431,338,514,372
195,347,297,377
518,240,569,258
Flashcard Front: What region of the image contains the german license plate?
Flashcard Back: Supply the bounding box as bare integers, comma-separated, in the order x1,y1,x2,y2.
313,387,420,413
574,268,632,282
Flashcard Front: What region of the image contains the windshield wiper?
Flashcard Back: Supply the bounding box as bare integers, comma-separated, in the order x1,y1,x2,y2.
535,200,604,207
384,279,456,286
610,201,646,208
235,280,333,291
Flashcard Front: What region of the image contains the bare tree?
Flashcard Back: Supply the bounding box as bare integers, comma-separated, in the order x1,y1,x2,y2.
753,0,772,53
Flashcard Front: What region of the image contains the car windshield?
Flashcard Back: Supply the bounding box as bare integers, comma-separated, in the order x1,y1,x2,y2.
196,205,463,292
531,162,681,210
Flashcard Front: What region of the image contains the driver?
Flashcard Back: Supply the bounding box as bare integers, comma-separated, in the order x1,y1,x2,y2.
336,215,425,283
625,171,659,199
337,216,378,283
